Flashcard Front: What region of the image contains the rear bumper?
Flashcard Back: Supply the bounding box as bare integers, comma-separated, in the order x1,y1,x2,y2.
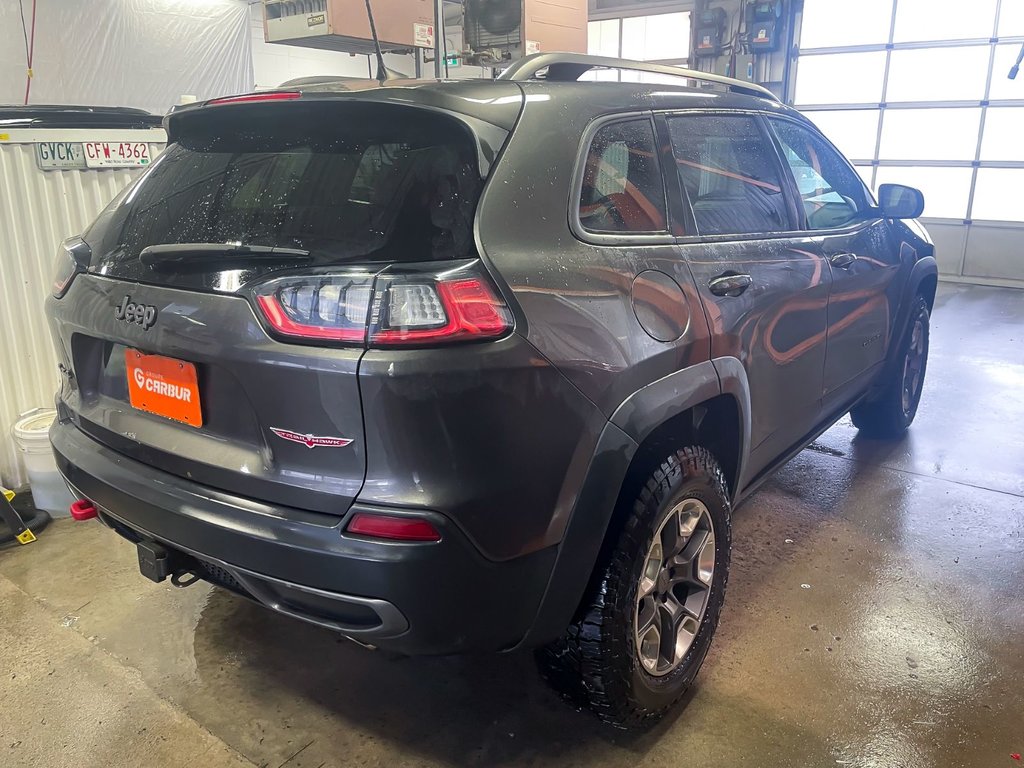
51,418,556,654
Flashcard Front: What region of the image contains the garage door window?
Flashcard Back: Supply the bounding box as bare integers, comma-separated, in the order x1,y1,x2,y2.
667,115,789,237
578,119,667,234
586,12,692,70
797,0,1024,224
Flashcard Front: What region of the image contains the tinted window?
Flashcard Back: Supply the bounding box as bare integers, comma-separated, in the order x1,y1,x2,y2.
769,118,869,230
86,103,486,285
667,115,790,236
578,119,667,234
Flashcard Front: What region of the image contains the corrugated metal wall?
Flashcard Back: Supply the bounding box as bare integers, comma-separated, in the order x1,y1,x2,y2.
0,133,165,488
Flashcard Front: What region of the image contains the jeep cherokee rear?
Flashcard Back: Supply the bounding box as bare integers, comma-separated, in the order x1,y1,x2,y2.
46,54,936,728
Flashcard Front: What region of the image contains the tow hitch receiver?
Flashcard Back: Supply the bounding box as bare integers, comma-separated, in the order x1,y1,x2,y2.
136,540,178,583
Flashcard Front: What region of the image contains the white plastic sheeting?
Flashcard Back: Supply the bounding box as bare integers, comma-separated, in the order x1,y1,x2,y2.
0,0,252,115
0,129,166,488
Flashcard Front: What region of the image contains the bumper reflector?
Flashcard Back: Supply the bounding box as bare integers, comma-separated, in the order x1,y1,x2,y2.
346,512,441,542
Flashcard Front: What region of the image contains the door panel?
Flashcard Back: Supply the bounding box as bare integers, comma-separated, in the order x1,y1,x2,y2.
766,117,908,408
819,222,904,400
685,242,831,479
662,112,831,485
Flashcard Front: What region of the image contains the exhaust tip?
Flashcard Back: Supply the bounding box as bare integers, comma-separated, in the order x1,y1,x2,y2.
70,499,97,521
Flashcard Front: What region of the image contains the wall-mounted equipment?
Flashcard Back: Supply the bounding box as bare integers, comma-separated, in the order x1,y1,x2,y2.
745,1,783,53
462,0,586,66
263,0,435,54
693,8,727,58
714,52,755,82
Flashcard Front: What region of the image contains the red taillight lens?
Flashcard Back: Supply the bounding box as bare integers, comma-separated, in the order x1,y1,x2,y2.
251,264,513,348
51,237,91,299
346,513,441,542
51,244,78,299
207,91,301,106
253,275,374,344
370,276,512,346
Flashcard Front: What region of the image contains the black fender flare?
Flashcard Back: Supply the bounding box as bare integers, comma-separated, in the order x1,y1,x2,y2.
515,359,752,649
610,357,751,497
710,356,753,495
874,255,938,392
609,360,721,441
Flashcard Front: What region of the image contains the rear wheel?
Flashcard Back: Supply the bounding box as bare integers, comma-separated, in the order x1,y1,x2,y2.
536,447,731,729
851,295,930,438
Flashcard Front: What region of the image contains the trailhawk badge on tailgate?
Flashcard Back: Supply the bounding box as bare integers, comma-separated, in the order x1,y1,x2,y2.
269,427,353,448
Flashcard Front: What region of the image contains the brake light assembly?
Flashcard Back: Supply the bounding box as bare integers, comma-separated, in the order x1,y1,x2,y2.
51,237,93,299
206,91,301,106
251,262,513,348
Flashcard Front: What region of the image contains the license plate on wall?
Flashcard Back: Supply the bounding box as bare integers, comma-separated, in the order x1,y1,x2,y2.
83,142,151,168
35,141,86,170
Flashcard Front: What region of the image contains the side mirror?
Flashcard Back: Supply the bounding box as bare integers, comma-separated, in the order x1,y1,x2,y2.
878,183,925,219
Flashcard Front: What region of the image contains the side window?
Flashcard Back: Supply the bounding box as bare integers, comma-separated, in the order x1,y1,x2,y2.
578,118,667,234
666,114,790,237
769,119,869,230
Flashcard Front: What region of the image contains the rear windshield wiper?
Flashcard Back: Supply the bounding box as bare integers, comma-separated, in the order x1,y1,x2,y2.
140,243,312,271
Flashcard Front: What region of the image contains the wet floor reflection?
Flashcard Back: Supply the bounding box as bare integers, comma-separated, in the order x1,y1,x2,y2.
1,284,1022,768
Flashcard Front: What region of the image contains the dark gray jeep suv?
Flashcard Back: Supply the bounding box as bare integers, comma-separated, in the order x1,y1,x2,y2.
46,53,936,727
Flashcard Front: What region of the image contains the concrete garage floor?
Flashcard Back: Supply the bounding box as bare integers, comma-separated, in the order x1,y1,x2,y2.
2,282,1022,768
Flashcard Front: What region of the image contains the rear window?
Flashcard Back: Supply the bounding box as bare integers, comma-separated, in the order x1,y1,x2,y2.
86,103,489,283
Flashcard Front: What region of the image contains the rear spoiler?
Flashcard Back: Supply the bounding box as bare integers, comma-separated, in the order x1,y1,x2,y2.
162,88,523,171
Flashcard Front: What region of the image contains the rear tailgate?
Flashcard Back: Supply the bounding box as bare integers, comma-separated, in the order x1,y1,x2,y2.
47,91,519,517
53,275,374,514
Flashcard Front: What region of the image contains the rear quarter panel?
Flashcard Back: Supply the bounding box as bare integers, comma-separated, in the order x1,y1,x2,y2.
475,86,712,417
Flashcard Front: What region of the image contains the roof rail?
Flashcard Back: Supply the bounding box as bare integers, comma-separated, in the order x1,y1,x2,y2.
498,53,779,102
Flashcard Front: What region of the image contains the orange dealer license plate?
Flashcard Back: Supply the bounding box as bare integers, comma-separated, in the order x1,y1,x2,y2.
125,350,203,427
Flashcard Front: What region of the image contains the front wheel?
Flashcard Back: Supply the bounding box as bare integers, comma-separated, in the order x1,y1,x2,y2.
851,294,930,438
536,447,732,729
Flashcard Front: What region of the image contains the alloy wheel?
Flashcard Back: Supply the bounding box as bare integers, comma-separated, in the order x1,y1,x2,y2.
901,318,927,416
635,498,716,677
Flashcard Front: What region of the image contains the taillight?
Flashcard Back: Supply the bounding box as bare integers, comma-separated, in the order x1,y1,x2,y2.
251,262,513,348
253,274,374,343
207,91,301,106
51,237,91,299
369,275,512,346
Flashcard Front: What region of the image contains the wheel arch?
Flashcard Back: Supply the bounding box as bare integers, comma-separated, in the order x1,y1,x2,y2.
875,255,938,391
607,359,749,499
515,360,751,650
918,271,938,310
909,255,938,308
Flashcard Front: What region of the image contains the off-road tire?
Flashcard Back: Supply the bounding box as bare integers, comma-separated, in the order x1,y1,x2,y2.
536,446,732,729
851,295,930,438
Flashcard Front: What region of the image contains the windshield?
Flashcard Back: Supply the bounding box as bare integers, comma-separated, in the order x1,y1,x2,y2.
86,102,489,288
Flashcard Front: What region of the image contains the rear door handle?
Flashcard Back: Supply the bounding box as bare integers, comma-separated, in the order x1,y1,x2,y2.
829,252,858,269
708,273,753,297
